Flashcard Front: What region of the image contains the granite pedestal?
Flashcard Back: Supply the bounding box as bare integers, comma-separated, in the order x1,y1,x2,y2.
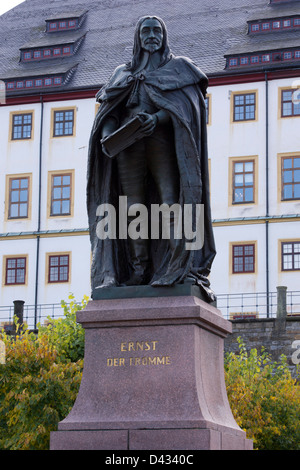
50,286,253,450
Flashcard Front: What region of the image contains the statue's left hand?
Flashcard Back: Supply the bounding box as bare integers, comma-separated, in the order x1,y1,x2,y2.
138,112,158,136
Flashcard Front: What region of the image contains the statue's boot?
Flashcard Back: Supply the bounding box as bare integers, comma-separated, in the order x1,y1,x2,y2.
124,238,149,286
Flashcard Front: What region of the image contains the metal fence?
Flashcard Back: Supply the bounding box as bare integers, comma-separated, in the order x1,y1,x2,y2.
217,291,300,320
1,290,300,330
0,302,67,331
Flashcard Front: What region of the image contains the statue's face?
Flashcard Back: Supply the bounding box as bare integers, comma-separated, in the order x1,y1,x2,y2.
139,18,163,54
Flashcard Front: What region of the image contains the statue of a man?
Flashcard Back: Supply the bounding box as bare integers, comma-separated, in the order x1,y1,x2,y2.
87,16,216,300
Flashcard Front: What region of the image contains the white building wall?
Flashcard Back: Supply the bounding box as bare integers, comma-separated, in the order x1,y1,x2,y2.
0,76,299,315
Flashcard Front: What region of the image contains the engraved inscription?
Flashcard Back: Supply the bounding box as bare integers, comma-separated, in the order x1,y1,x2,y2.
106,340,171,367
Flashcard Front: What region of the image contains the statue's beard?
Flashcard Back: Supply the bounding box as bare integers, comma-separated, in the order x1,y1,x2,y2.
143,42,162,54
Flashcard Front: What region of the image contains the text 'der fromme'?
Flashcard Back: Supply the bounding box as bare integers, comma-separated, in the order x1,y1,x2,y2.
106,340,171,367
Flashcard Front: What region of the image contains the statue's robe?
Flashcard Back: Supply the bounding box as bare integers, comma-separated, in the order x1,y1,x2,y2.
87,54,216,300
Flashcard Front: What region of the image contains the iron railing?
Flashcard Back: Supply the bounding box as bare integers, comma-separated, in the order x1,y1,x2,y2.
217,291,300,320
0,291,300,329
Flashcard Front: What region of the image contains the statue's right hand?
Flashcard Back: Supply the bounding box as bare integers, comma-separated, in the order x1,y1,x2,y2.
138,112,158,136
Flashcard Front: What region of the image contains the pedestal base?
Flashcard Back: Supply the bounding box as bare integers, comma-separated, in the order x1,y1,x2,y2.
50,292,253,450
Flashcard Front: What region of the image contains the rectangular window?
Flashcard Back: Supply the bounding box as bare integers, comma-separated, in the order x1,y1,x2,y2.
54,77,62,85
33,50,41,59
295,51,300,58
16,81,24,89
8,176,29,218
232,244,255,274
50,173,72,216
281,156,300,200
294,18,300,26
53,109,74,136
240,57,248,65
232,160,255,204
69,20,76,27
281,89,300,117
283,19,291,28
44,78,52,86
283,51,292,60
48,254,70,283
63,46,71,55
35,79,42,87
272,21,281,29
250,56,259,64
24,52,31,60
11,113,32,140
282,242,300,271
233,93,256,121
229,58,238,67
5,257,26,285
59,21,67,29
251,24,259,32
25,80,33,88
43,49,51,57
262,54,270,62
49,22,57,30
262,22,270,30
53,48,61,56
7,82,14,89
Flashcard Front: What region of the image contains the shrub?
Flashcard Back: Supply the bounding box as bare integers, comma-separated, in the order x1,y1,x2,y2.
224,337,300,450
0,295,87,450
38,293,88,363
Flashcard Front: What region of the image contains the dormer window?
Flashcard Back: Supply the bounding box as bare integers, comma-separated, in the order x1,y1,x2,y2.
248,16,300,34
262,22,270,30
45,10,87,33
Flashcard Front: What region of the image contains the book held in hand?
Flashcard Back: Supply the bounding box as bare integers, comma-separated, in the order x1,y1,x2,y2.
100,115,146,158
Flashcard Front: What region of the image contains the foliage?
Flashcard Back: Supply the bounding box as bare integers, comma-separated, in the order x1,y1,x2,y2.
224,337,300,450
38,293,88,363
1,297,300,450
0,295,87,450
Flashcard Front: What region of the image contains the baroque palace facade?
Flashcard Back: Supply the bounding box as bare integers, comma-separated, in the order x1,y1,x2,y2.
0,0,299,325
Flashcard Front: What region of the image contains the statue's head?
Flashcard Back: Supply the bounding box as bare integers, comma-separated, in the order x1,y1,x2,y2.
128,16,171,71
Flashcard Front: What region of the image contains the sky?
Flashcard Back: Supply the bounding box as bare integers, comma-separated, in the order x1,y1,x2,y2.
0,0,25,16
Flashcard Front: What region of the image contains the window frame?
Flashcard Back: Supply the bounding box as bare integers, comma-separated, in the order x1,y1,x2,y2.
47,170,75,218
51,107,76,138
232,159,255,205
46,252,71,284
5,173,32,221
280,155,300,201
3,255,28,286
231,90,258,123
231,242,256,274
229,156,258,206
281,241,300,271
280,87,300,118
10,111,34,141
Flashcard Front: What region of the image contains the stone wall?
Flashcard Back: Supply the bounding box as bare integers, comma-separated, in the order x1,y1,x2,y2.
225,316,300,370
224,287,300,377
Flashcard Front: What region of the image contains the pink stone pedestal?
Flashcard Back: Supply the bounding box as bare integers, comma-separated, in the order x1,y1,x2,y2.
50,294,253,450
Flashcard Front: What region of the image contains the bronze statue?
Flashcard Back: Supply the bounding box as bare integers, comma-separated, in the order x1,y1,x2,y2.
87,16,216,300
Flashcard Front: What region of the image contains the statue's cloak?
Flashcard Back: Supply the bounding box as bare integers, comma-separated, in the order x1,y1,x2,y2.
87,54,216,298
